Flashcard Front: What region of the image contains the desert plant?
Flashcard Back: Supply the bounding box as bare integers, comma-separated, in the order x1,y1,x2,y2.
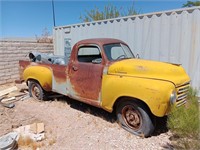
167,87,200,149
35,27,53,43
17,136,44,150
183,0,200,7
80,2,138,22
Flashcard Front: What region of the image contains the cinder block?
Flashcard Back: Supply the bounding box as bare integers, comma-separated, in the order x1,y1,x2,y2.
7,47,17,51
0,73,5,77
0,66,4,70
1,76,11,80
0,40,53,85
0,80,6,85
11,74,19,79
6,79,14,83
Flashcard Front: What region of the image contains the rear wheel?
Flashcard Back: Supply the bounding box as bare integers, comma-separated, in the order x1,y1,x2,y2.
28,81,45,100
116,100,154,137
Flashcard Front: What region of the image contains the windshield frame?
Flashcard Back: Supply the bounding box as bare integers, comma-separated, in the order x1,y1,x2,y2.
103,43,135,62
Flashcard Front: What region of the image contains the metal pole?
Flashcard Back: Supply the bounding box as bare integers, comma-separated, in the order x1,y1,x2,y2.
52,0,56,27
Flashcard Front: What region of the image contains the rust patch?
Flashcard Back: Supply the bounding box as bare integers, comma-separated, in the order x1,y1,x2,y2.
80,97,101,108
50,64,68,83
43,82,52,91
19,60,68,85
69,62,103,101
75,38,127,48
19,60,31,80
70,93,101,108
136,66,148,71
67,38,120,101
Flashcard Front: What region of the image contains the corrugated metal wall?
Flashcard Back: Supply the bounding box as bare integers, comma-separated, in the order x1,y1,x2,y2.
53,7,200,95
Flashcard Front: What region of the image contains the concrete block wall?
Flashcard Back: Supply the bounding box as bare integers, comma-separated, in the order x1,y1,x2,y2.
0,39,54,85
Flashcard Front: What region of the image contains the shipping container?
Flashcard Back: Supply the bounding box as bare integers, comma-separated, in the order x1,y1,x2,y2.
53,7,200,96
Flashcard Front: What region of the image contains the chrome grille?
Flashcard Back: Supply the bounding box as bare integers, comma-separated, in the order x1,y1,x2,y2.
176,82,190,107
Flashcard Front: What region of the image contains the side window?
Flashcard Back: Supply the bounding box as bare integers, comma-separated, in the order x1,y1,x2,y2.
78,46,102,63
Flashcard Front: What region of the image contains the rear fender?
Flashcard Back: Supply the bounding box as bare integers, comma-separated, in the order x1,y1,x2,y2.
23,66,52,91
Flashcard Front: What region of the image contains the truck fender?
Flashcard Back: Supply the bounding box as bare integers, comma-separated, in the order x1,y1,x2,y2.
23,65,52,91
101,76,174,117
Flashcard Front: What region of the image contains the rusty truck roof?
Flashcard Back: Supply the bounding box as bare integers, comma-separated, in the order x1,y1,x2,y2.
75,38,127,46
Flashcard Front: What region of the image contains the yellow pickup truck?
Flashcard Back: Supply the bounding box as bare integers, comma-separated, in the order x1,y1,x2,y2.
19,38,190,137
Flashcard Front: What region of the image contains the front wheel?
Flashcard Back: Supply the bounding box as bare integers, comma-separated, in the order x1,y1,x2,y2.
116,101,155,137
28,81,45,100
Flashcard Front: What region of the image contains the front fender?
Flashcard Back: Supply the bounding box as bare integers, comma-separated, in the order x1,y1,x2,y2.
23,66,52,91
101,75,175,117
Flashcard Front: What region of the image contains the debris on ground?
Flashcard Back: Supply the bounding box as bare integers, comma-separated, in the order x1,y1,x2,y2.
0,86,18,97
7,91,27,98
0,83,29,108
1,97,16,103
14,123,45,142
0,97,15,108
15,82,28,93
0,123,45,150
19,94,30,101
0,83,171,149
0,132,19,150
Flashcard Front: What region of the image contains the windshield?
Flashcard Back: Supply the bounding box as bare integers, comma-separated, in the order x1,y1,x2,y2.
103,43,135,61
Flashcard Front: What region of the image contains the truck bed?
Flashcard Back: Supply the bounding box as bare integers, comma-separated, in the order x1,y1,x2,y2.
19,59,69,95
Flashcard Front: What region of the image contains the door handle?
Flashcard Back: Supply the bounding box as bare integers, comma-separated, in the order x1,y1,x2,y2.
72,66,78,71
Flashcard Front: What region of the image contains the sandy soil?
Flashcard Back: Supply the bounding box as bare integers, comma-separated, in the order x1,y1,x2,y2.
0,84,172,150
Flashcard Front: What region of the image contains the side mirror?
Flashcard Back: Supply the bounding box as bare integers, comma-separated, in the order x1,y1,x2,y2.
92,58,102,64
136,54,140,59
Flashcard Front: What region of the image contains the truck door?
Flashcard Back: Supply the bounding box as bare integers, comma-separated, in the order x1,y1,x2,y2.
69,45,104,103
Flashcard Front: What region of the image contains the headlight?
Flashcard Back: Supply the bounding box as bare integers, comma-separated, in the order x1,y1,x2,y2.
170,90,177,105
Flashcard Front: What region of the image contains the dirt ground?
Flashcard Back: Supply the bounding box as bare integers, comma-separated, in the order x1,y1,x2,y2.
0,83,173,150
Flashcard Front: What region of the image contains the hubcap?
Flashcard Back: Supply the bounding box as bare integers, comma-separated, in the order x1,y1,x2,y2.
122,105,142,130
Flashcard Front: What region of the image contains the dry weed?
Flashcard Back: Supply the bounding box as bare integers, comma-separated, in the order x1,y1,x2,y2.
48,138,56,146
18,136,44,150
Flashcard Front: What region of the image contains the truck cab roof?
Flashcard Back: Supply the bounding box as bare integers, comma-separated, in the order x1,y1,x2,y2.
75,38,127,46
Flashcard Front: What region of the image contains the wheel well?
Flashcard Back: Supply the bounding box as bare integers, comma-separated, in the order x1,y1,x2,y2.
27,78,52,95
26,78,45,91
113,96,154,119
27,78,38,85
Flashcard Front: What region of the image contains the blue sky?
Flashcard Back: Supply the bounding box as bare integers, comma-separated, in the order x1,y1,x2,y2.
0,0,189,38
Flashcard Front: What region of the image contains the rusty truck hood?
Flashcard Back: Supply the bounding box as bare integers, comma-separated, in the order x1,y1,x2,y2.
108,59,190,86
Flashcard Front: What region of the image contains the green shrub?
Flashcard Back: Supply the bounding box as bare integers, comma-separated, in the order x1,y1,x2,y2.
167,87,200,149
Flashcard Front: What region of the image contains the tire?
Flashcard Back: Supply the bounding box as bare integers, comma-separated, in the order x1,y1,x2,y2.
28,81,45,100
116,101,155,137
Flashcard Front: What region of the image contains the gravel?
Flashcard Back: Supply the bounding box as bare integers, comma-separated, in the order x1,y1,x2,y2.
0,95,172,150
